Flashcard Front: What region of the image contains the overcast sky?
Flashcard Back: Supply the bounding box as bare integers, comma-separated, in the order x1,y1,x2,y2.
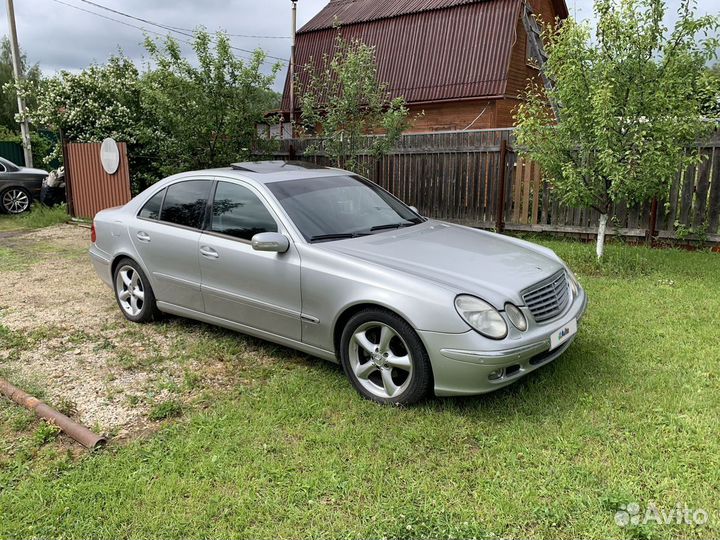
2,0,717,92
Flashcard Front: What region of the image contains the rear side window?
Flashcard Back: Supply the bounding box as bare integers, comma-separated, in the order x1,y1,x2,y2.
138,188,165,220
211,182,278,241
161,180,211,229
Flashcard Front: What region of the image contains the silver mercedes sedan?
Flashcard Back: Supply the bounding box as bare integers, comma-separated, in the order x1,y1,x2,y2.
90,161,587,404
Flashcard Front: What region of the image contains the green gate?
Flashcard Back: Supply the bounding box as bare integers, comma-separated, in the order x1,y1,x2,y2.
0,141,25,166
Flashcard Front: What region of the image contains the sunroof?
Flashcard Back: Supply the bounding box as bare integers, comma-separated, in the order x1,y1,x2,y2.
231,160,328,173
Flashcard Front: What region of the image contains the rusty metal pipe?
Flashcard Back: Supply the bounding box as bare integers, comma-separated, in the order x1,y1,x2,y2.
0,378,106,450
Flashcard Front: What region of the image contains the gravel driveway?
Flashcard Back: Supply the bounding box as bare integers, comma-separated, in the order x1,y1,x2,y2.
0,224,280,438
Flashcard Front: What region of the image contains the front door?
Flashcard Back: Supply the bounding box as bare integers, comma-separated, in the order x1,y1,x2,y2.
199,180,302,341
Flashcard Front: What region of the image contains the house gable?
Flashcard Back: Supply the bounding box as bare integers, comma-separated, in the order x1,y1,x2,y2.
282,0,568,129
283,0,523,110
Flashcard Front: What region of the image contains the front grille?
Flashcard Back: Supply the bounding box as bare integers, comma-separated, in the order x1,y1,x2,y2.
522,270,570,323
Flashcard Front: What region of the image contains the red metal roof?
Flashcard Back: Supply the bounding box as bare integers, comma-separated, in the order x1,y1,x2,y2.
300,0,567,33
298,0,486,33
283,0,524,109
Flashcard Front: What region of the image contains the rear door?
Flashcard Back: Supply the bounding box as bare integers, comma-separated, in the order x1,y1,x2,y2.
128,179,213,313
199,180,302,341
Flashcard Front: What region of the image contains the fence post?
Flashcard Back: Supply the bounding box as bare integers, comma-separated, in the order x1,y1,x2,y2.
59,130,75,218
646,196,658,246
495,139,508,233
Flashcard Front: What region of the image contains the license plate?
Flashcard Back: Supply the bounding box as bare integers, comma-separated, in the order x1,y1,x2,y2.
550,318,577,350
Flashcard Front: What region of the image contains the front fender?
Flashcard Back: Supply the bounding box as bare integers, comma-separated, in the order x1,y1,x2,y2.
298,244,468,353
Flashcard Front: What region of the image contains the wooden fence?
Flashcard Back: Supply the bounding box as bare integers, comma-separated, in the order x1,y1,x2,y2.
269,128,720,244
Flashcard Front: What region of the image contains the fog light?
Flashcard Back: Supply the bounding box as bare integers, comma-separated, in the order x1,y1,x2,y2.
488,368,504,381
505,303,527,331
567,269,580,297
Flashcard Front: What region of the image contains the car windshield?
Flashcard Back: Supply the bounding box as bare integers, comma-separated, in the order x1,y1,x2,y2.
266,175,423,242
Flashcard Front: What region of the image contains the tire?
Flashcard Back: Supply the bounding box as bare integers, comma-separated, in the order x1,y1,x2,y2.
340,308,433,405
113,258,160,323
1,187,32,214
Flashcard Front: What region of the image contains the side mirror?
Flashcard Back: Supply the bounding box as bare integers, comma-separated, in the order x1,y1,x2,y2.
251,232,290,253
409,205,420,215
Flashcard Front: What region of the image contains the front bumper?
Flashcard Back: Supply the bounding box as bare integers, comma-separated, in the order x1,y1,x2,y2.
420,289,588,396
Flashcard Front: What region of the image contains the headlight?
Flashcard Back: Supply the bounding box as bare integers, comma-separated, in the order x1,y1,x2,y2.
505,303,527,331
454,295,508,339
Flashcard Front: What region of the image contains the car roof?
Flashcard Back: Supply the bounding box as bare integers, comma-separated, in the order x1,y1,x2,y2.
193,160,350,185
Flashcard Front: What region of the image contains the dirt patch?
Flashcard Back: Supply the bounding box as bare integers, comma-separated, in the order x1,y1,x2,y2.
0,224,240,436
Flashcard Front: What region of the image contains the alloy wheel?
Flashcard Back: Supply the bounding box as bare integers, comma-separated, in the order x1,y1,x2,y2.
348,321,414,399
115,265,145,317
2,189,29,214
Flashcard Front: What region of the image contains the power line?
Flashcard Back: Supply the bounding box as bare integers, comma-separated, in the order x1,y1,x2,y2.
48,0,286,66
48,0,195,46
156,22,290,40
73,0,289,62
225,33,290,40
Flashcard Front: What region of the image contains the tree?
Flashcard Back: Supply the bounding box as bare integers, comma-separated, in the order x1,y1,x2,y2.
514,0,719,258
141,30,282,178
298,33,410,173
27,55,153,189
0,36,41,133
27,30,282,192
698,64,720,118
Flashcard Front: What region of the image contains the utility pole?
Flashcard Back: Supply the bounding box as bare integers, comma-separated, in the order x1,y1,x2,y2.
289,0,297,136
5,0,32,167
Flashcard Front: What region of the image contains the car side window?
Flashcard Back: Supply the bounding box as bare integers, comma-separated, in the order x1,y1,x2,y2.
0,163,6,172
161,180,212,229
138,188,165,220
211,182,278,241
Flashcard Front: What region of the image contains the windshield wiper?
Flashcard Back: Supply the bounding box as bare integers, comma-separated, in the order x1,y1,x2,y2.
369,218,422,232
370,223,404,231
309,232,371,242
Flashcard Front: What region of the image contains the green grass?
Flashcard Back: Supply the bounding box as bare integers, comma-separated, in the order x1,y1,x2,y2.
148,400,184,421
1,240,719,539
0,204,69,232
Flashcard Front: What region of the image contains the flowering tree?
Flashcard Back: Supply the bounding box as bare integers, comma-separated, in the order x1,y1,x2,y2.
27,55,154,189
28,30,282,192
515,0,719,258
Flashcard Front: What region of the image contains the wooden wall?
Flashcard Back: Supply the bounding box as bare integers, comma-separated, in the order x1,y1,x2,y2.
406,100,498,132
400,0,562,132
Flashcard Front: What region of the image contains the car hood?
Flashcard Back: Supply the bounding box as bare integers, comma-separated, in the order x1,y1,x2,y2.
322,221,564,307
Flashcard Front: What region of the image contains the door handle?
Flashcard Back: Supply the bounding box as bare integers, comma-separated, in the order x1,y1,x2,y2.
136,231,151,242
200,246,219,259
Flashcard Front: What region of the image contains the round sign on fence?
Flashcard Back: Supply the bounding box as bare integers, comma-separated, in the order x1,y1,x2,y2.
100,138,120,175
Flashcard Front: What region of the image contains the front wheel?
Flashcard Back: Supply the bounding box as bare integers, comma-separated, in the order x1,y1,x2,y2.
340,309,433,405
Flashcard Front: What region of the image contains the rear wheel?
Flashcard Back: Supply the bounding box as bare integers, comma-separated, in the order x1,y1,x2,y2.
340,309,432,405
113,258,160,323
1,187,31,214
